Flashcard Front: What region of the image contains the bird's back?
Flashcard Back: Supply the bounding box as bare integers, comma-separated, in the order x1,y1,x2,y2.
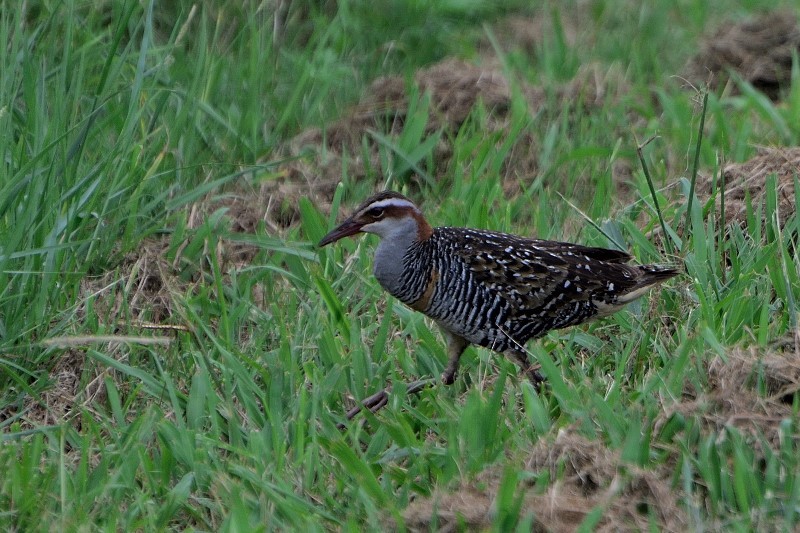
390,227,677,352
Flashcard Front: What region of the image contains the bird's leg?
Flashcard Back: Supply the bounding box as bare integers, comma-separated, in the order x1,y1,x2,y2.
507,349,545,390
440,330,469,385
337,329,466,427
338,378,434,429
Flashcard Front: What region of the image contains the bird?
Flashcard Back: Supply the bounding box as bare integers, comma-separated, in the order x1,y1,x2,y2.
319,190,677,391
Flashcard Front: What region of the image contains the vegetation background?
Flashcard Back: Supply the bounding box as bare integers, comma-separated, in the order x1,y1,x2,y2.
1,0,799,530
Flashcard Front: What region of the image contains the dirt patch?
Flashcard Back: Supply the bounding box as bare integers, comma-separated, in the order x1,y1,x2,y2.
81,188,308,335
4,238,198,439
4,232,245,437
83,238,193,326
195,176,337,264
685,10,800,101
29,238,195,435
658,332,800,455
402,429,685,531
402,333,800,531
699,146,799,228
291,58,523,154
480,13,630,114
523,431,684,532
290,56,545,154
403,481,495,532
0,349,107,434
480,14,579,56
273,57,547,226
710,339,800,405
275,55,637,227
559,62,632,112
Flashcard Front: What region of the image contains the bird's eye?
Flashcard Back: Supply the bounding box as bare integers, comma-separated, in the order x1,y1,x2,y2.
367,207,385,219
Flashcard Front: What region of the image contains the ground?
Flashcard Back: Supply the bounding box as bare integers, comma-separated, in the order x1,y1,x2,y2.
1,2,799,531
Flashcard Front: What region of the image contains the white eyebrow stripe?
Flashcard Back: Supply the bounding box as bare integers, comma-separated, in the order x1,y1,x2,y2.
368,198,416,210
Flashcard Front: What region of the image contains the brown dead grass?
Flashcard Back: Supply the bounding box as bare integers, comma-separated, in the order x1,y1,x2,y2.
0,349,108,434
264,57,546,227
292,59,513,150
480,13,580,56
8,209,274,439
84,237,193,326
480,13,630,116
270,54,637,228
658,331,800,455
248,10,633,228
5,237,198,436
522,430,685,532
686,10,800,101
20,175,277,437
402,428,686,532
402,333,800,531
698,146,799,228
305,57,544,154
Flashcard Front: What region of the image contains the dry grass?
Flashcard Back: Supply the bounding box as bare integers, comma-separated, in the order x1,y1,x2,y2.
685,10,800,100
698,146,800,228
658,331,800,456
401,331,800,531
402,428,687,532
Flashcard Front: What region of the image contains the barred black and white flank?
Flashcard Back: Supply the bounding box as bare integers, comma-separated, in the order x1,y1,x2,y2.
319,191,677,386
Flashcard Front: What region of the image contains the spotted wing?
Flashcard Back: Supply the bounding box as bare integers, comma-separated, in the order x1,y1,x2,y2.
449,229,642,338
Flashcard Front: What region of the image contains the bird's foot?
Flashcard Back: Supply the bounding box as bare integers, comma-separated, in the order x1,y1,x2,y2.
506,349,546,391
526,364,545,391
338,378,434,429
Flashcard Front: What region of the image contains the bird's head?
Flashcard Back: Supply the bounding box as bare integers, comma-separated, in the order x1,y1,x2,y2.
318,191,433,246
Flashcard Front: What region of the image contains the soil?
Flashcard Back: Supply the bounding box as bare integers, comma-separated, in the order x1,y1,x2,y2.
399,331,800,531
270,52,636,228
0,349,107,434
279,56,547,218
2,237,197,433
699,146,799,228
479,13,580,56
685,10,800,101
658,332,800,456
402,428,686,532
24,9,799,527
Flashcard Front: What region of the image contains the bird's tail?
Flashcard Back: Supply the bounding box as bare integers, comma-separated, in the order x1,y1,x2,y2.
616,265,679,304
639,265,680,284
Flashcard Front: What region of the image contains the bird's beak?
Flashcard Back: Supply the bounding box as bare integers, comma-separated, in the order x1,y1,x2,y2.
318,217,363,247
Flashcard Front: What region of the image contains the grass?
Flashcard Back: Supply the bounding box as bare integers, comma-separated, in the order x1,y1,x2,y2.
1,0,800,530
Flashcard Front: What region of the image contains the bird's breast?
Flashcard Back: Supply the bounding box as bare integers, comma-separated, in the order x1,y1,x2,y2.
406,268,439,312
